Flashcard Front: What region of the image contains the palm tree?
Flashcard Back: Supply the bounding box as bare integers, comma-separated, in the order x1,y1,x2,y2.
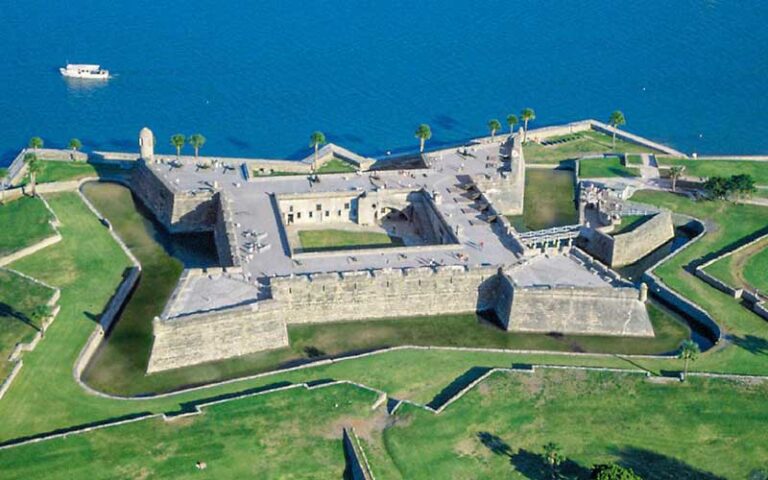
309,131,326,169
68,138,82,152
678,339,700,381
669,165,685,192
506,114,518,134
31,304,53,338
488,119,501,141
188,134,206,159
520,108,535,143
24,153,41,196
543,442,563,479
171,134,186,160
415,124,432,153
28,136,44,152
608,110,626,149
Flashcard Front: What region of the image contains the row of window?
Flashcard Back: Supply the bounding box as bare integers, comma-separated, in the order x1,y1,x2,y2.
287,202,351,213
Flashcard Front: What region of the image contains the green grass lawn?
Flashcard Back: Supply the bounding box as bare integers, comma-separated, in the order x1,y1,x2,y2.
625,153,644,166
378,369,768,479
34,161,101,184
316,157,357,174
524,130,657,164
505,168,577,231
0,383,380,480
744,246,768,292
611,214,652,235
298,229,403,252
658,158,768,185
0,269,54,381
0,167,7,178
4,370,765,479
0,196,55,257
703,237,768,294
579,156,640,178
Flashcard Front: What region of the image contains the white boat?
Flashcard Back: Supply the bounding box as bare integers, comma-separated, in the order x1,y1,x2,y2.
59,64,110,80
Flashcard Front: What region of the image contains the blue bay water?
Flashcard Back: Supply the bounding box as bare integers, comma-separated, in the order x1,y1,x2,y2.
1,0,767,164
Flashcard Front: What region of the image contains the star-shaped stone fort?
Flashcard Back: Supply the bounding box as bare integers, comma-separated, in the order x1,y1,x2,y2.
130,126,664,372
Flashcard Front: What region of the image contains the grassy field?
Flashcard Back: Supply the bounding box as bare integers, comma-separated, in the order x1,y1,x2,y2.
524,130,657,164
579,156,640,178
612,214,652,235
0,167,7,178
0,269,54,381
0,383,380,480
625,153,644,166
2,369,765,479
34,161,100,184
506,168,577,231
0,196,55,257
744,246,768,292
378,369,768,479
658,157,768,184
705,237,768,294
298,228,403,252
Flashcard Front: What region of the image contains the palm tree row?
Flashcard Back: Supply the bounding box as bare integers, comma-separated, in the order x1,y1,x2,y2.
27,136,83,152
169,133,207,159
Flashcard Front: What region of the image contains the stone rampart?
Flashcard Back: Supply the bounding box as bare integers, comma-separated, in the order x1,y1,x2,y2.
581,211,674,267
147,301,289,373
271,265,501,324
131,162,216,233
498,279,654,337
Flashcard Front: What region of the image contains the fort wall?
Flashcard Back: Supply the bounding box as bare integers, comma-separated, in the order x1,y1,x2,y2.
271,265,500,324
147,301,289,373
581,211,674,267
131,162,216,233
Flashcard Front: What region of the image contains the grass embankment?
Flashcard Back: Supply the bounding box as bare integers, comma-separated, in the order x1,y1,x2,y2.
632,190,768,373
0,270,54,380
506,168,577,231
0,196,55,257
0,383,379,479
2,369,765,479
579,156,640,178
298,229,403,252
0,167,7,178
658,157,768,184
611,214,652,235
524,130,656,164
704,236,768,293
378,369,768,479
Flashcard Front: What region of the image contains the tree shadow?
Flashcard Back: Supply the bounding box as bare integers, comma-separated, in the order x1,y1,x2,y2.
612,446,726,480
477,432,513,457
509,448,590,479
728,334,768,356
0,301,40,331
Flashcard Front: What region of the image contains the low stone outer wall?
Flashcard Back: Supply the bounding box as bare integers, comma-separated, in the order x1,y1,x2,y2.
639,213,723,342
343,427,376,480
693,231,768,321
